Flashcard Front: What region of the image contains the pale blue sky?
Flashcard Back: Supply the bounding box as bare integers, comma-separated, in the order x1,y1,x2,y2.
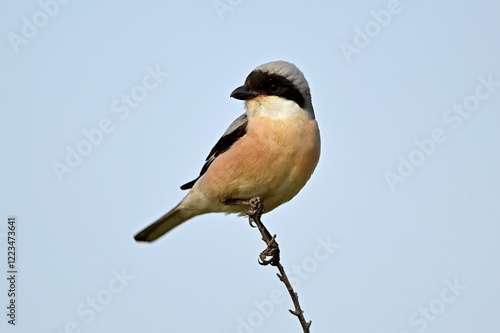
1,1,500,332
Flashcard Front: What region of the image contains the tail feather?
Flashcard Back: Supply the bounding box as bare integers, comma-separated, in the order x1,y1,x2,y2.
134,205,193,242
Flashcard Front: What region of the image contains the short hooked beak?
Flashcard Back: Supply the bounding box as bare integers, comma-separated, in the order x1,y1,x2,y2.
230,85,260,100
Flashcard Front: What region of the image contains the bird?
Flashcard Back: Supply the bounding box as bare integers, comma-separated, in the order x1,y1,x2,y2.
134,60,320,242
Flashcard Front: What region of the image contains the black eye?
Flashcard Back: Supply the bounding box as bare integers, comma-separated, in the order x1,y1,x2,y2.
268,82,280,93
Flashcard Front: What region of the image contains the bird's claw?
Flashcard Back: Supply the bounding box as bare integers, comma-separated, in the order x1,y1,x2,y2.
223,197,264,227
245,197,264,215
258,235,280,266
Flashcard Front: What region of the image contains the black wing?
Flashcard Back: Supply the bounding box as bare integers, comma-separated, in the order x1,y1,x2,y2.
180,114,248,190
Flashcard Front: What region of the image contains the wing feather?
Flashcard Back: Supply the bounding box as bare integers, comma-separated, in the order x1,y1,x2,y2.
180,114,248,190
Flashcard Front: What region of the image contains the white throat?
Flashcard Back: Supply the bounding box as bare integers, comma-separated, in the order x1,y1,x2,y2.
245,96,306,119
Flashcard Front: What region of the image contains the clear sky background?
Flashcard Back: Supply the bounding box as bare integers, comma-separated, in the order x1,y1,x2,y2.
1,1,500,332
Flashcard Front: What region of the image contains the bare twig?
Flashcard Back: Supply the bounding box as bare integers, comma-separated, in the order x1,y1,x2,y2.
223,197,312,332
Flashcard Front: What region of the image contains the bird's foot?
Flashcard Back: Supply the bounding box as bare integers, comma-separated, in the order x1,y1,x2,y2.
222,197,265,227
223,196,277,265
259,234,280,266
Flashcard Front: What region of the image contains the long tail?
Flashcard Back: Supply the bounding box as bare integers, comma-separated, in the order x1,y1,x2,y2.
134,204,195,242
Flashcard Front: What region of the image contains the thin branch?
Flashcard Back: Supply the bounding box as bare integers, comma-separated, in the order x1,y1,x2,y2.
223,197,312,332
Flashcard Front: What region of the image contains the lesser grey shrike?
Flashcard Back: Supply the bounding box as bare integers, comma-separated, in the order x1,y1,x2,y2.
134,60,320,242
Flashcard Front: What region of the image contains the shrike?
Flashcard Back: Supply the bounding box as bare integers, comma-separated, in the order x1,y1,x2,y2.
134,61,320,242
